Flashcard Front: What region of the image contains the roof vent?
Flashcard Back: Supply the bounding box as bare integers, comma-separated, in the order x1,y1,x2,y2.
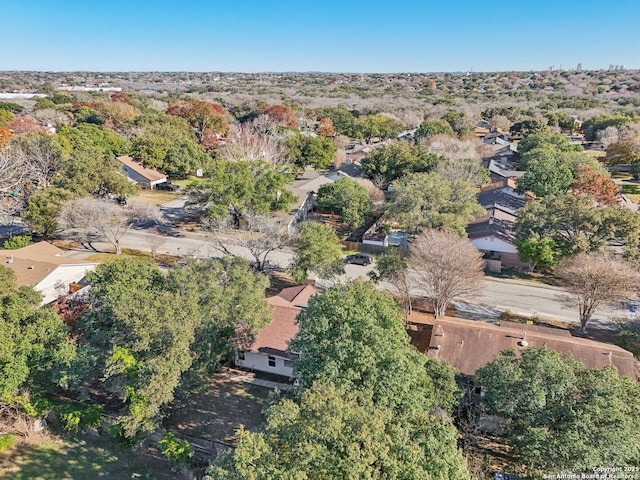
435,324,445,337
517,331,528,347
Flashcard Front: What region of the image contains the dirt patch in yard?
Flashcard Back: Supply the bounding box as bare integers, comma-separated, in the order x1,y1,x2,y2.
164,373,271,446
0,432,174,480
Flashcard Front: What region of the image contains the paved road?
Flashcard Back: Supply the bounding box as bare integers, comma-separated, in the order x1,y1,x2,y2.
468,277,626,330
80,228,627,330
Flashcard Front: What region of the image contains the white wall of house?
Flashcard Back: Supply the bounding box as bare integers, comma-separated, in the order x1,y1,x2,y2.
121,166,166,189
36,264,97,304
235,351,294,378
471,236,518,254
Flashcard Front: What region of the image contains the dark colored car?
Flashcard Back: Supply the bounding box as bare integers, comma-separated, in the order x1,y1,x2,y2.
345,253,374,266
156,182,180,191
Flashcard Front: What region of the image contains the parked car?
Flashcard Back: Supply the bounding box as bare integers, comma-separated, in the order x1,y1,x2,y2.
156,182,180,191
345,253,374,266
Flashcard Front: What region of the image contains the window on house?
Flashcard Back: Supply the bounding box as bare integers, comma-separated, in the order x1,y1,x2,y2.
268,356,276,367
284,359,292,368
237,351,245,361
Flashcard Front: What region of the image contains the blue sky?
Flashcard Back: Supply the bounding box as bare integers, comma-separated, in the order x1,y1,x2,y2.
0,0,638,72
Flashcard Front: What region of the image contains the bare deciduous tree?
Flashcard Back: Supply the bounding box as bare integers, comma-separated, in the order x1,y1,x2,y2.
410,229,484,318
14,134,63,188
219,114,292,168
218,120,289,169
32,108,72,128
556,253,639,334
203,210,293,271
0,148,28,194
423,134,485,162
434,158,487,186
149,234,166,259
58,198,161,254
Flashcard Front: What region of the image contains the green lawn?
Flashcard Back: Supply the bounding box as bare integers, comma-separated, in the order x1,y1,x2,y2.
132,189,180,206
173,177,201,189
0,434,174,480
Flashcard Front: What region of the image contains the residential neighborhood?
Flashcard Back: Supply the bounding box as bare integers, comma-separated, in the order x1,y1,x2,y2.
1,3,640,478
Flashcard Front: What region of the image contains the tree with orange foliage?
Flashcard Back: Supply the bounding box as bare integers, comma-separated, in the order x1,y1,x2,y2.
317,117,335,137
7,117,46,135
259,105,298,128
110,92,132,103
167,100,229,142
200,129,220,150
606,135,640,166
99,102,140,128
570,164,620,205
0,126,11,148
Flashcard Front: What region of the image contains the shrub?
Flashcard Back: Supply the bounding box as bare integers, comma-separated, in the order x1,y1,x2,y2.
3,235,32,250
0,434,17,453
58,403,104,432
159,431,194,470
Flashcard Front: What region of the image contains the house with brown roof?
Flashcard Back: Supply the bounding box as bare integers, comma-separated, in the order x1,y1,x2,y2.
410,316,635,378
1,242,98,304
235,284,321,378
117,155,167,189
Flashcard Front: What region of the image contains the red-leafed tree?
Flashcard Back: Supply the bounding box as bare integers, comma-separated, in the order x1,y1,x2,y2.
200,128,220,149
167,100,229,142
570,164,620,205
317,117,335,137
259,104,298,128
110,92,132,103
7,117,46,135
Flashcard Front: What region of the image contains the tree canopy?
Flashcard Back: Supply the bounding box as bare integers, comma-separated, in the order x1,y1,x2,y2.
385,172,483,235
361,140,441,186
416,119,454,140
0,266,76,410
516,194,639,259
290,222,344,283
78,257,271,437
352,114,405,143
286,132,337,170
131,119,211,175
187,159,295,218
476,347,640,475
317,177,372,230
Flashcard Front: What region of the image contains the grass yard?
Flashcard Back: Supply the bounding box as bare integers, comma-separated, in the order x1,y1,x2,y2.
173,177,200,189
86,248,179,265
165,373,271,445
132,189,181,206
0,434,174,480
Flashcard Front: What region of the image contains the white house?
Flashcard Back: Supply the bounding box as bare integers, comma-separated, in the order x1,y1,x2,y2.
1,242,98,304
117,155,167,189
235,284,321,378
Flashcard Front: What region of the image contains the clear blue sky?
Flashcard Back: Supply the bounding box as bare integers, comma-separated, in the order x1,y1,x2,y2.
1,0,638,72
